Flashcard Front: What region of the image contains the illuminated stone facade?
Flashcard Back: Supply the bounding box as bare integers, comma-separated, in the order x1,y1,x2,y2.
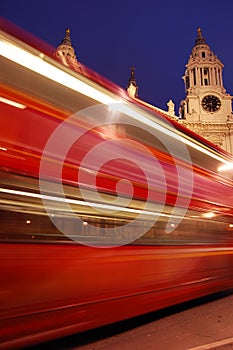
178,28,233,154
56,28,233,155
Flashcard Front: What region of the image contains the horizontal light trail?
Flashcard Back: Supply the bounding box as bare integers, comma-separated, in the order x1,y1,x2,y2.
0,31,231,168
0,96,26,109
0,38,117,106
187,336,233,350
0,187,172,218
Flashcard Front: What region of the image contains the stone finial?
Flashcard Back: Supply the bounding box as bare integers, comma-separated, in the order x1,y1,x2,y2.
60,28,72,46
167,99,175,115
195,27,206,46
127,66,138,98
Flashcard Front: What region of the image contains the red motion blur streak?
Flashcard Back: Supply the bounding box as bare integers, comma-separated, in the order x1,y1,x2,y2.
1,16,231,161
1,20,233,350
0,244,233,350
0,91,233,215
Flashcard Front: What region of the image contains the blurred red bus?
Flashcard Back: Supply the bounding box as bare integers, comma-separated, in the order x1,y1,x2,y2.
0,20,233,349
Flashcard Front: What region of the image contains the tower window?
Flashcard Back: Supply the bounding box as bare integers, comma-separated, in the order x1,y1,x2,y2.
204,78,208,85
204,68,208,75
202,52,205,58
193,68,196,86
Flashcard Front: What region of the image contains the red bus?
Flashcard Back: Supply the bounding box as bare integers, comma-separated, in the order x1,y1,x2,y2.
0,20,233,349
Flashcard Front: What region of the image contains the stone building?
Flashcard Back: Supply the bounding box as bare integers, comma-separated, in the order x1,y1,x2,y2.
126,29,233,154
56,28,233,154
178,28,233,154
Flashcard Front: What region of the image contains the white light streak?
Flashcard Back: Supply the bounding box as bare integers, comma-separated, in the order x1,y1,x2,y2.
0,38,117,106
218,163,233,172
116,103,231,165
0,187,181,219
0,96,26,109
0,33,230,167
203,212,215,219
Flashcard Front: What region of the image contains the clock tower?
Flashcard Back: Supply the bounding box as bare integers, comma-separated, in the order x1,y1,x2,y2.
179,28,233,153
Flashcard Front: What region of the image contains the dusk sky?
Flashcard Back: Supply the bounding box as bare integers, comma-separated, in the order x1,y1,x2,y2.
2,0,233,114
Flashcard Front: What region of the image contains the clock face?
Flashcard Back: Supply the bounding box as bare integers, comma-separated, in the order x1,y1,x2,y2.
201,95,221,112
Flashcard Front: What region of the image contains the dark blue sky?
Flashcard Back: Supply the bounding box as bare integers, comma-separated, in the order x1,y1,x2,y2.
2,0,233,114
